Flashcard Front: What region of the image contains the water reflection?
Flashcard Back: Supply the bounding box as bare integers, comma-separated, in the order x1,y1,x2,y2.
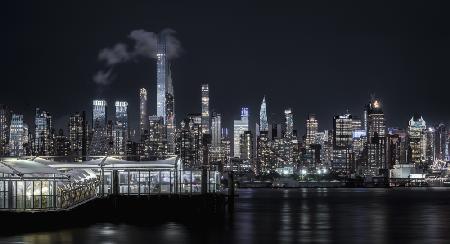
2,188,450,243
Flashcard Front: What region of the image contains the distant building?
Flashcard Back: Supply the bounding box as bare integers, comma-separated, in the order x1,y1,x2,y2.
201,84,210,134
69,112,88,161
365,98,386,176
139,88,148,138
156,31,175,154
332,114,353,175
90,100,108,156
114,101,129,155
34,108,53,156
0,105,11,156
306,114,318,147
9,114,26,156
259,96,268,132
233,108,249,157
407,116,426,166
434,123,447,162
54,129,70,157
176,114,202,168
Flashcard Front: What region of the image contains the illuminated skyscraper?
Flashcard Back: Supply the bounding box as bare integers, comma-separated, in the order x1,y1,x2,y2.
34,108,52,156
211,112,221,147
332,114,353,174
156,31,175,153
407,115,426,165
139,88,148,137
0,105,11,156
201,84,210,134
9,114,25,156
284,108,293,139
114,101,129,155
90,100,108,156
434,123,448,161
69,112,87,161
233,108,249,157
306,114,318,147
259,96,268,131
365,98,386,176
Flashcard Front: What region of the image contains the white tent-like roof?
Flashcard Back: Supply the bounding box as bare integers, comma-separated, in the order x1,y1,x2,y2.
0,159,62,176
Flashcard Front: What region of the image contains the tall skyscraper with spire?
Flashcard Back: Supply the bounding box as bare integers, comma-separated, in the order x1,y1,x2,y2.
139,88,148,138
201,84,210,134
156,30,175,153
259,96,268,131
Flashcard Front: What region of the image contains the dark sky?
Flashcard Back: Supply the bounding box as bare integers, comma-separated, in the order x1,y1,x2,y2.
1,0,450,135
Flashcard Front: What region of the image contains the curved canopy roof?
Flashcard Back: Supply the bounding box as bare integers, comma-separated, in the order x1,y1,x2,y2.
0,159,62,175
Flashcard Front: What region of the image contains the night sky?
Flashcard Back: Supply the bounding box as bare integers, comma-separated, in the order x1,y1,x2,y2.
1,1,450,135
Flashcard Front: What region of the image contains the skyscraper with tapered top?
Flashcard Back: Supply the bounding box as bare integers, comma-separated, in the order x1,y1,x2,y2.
259,96,268,132
156,30,175,153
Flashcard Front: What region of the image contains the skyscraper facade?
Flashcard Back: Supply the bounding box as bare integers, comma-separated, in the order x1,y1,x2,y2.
365,98,386,176
139,88,148,138
259,96,268,132
114,101,129,155
0,105,11,156
284,108,294,139
69,112,87,160
332,114,353,174
90,100,108,156
211,112,221,147
233,108,249,158
34,108,53,156
156,31,175,154
306,114,318,147
9,114,25,156
434,123,447,161
407,116,426,165
201,84,210,134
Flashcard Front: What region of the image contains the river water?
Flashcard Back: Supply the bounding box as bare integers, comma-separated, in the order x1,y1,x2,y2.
1,188,450,243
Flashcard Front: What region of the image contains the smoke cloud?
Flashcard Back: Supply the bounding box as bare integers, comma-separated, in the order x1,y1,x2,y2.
93,28,181,85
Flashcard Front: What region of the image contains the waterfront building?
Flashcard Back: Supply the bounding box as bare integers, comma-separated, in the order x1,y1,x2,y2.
233,108,249,157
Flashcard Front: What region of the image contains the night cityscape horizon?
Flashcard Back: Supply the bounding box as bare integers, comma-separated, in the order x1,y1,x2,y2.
1,1,450,243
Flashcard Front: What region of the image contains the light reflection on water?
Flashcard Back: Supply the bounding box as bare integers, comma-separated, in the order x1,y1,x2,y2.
2,188,450,243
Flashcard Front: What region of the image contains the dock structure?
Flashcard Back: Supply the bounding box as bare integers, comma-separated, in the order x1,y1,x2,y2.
0,156,221,212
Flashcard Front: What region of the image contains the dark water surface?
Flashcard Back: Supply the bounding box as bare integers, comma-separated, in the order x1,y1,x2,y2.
1,188,450,243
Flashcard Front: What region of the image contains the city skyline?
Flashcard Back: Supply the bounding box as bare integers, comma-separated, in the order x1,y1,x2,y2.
1,1,450,135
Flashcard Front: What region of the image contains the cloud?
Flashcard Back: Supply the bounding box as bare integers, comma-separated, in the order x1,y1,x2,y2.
129,29,158,59
93,69,114,85
93,28,182,86
98,43,130,66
